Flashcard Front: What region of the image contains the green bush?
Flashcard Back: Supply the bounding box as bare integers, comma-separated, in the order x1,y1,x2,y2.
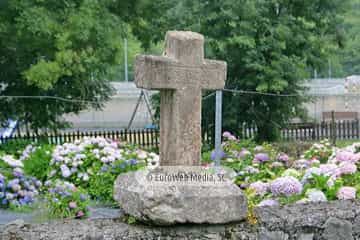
89,159,145,203
23,145,53,182
0,139,32,157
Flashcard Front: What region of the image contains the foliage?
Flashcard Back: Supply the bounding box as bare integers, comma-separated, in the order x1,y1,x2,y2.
339,0,360,75
89,158,145,203
0,140,33,157
23,145,53,182
141,0,349,142
0,0,127,130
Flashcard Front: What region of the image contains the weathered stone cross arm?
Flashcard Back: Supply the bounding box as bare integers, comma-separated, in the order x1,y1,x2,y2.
135,31,226,90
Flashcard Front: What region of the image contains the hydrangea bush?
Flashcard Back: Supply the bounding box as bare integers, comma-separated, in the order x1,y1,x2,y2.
45,180,89,218
210,133,360,207
48,137,158,202
0,154,42,209
4,134,360,219
0,137,159,218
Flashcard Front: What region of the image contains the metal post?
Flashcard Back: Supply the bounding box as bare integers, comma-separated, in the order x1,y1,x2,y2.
331,110,336,146
214,90,223,166
124,38,128,82
127,91,144,130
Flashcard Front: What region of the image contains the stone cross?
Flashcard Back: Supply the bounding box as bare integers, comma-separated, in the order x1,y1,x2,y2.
134,31,226,166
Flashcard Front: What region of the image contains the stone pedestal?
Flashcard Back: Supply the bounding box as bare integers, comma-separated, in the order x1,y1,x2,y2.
113,169,247,225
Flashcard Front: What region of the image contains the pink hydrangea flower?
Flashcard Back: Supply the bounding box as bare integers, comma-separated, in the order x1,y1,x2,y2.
277,153,289,162
76,210,85,218
336,151,360,163
69,201,77,209
238,149,251,158
222,131,236,140
222,131,232,138
319,164,340,176
228,135,237,141
337,187,356,200
270,176,303,196
338,162,357,175
249,181,268,196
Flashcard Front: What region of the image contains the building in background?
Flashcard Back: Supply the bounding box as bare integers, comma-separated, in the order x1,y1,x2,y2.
64,76,360,129
64,82,156,129
303,75,360,122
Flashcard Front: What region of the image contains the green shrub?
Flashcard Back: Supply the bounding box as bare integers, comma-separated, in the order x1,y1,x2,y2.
0,139,32,157
23,145,53,182
89,159,145,203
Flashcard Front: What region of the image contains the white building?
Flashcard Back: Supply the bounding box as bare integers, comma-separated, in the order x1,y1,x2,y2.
303,75,360,121
64,82,156,129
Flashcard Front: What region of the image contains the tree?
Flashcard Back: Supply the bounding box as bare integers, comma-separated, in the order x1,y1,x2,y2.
0,0,130,131
340,0,360,75
137,0,348,142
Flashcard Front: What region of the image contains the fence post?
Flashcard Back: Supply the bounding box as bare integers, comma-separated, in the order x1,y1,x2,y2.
330,110,336,146
311,123,316,140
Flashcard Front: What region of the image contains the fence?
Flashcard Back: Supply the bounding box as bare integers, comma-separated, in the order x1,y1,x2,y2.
1,120,359,149
0,129,160,149
238,120,360,142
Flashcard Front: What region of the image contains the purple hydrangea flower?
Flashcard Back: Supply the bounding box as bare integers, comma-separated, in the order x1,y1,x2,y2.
60,164,71,178
128,159,138,165
270,176,303,196
12,169,23,178
248,181,268,196
210,150,226,161
79,194,88,201
254,153,270,163
100,165,108,172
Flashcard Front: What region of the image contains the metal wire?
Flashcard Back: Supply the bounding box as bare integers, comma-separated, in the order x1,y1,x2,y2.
0,95,100,104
